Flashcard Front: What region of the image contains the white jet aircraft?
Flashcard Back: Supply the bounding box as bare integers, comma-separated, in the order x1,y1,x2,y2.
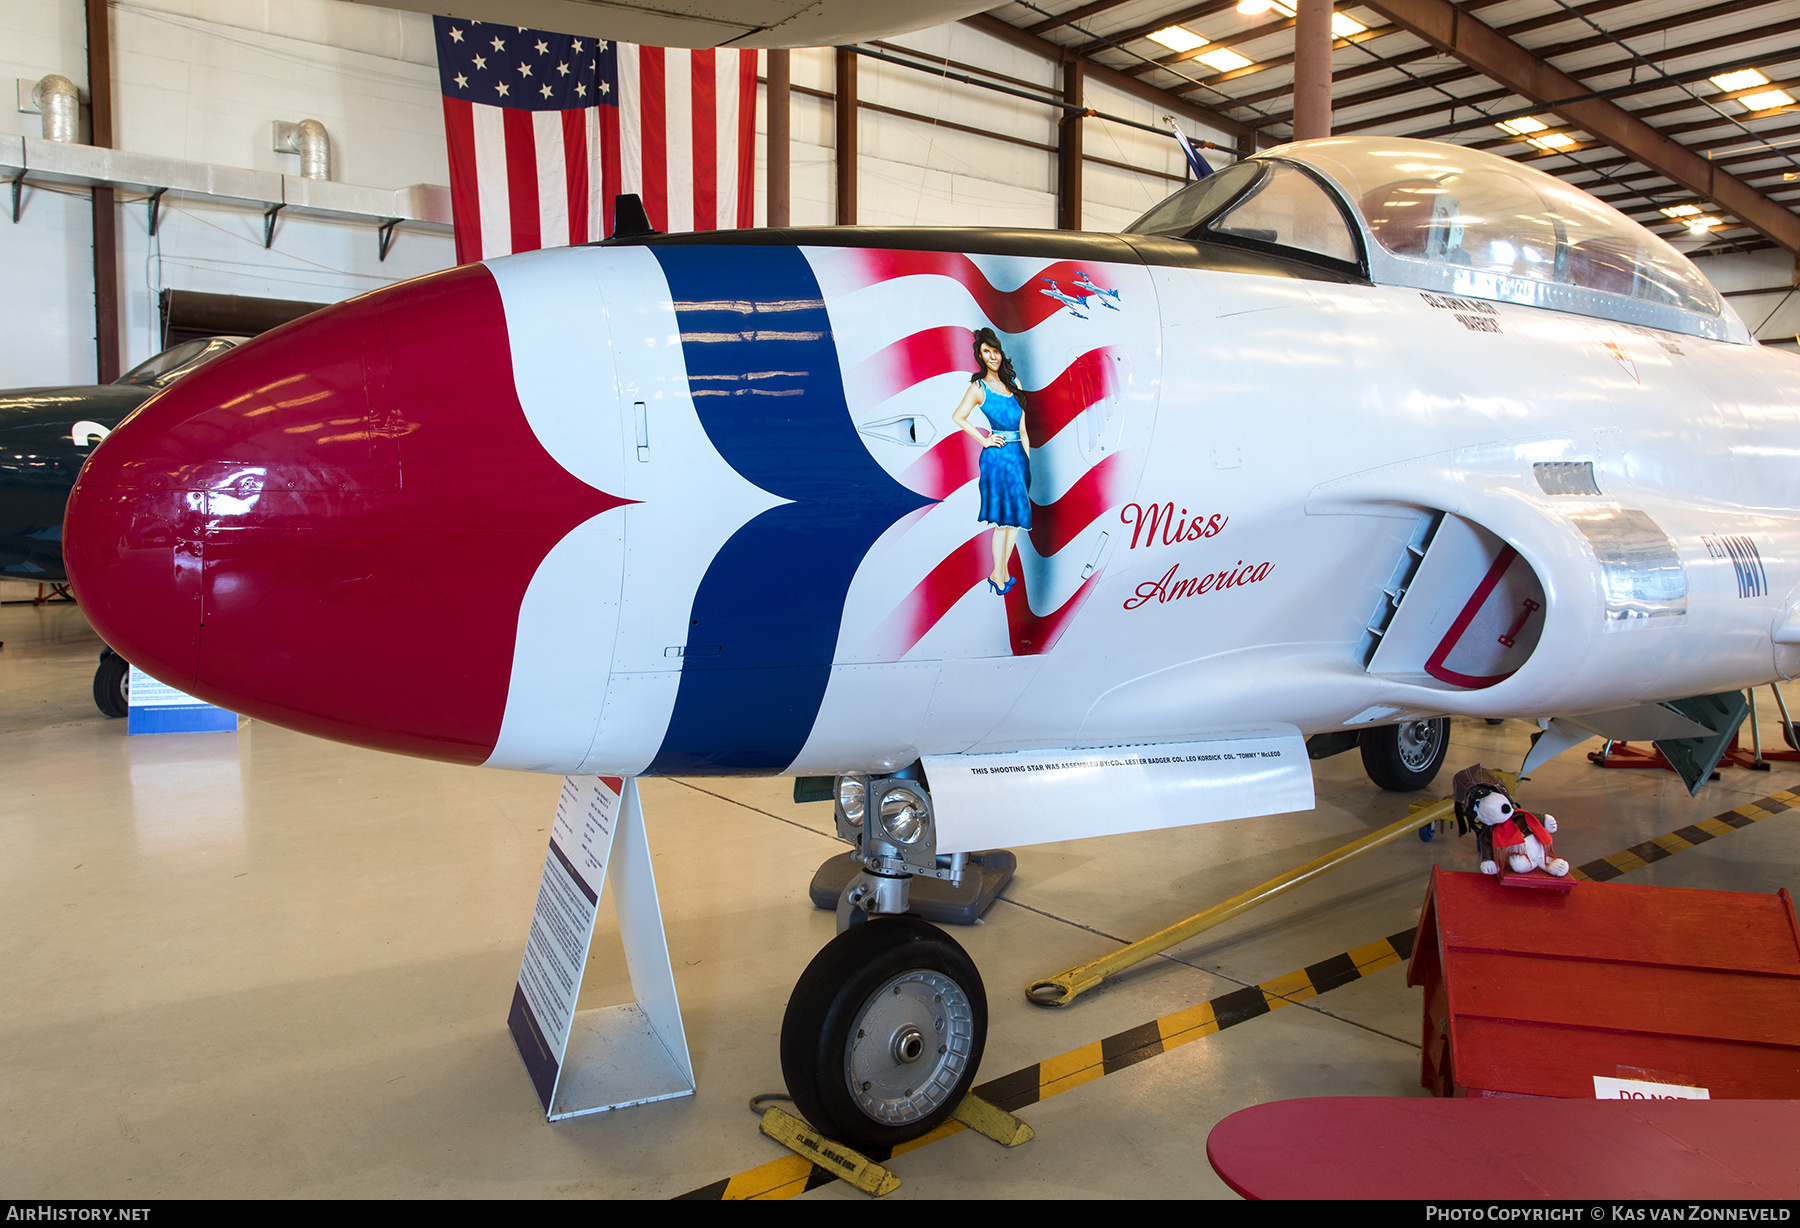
66,136,1800,1149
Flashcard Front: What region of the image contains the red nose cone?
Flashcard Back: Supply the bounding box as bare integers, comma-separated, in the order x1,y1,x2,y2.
66,263,627,763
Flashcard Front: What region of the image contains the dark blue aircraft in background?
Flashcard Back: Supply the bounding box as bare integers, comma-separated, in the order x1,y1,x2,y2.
1,337,243,714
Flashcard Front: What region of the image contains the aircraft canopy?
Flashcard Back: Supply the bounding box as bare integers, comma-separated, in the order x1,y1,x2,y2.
1269,137,1734,340
1128,136,1739,342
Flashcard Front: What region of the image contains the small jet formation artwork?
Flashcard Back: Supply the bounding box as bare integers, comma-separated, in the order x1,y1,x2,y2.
1036,277,1090,318
64,137,1800,1151
1071,271,1121,310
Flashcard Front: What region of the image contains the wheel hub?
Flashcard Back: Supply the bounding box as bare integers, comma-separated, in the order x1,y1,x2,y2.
846,970,975,1126
1397,719,1442,771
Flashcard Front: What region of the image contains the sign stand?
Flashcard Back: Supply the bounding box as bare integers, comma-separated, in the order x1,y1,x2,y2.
507,776,694,1121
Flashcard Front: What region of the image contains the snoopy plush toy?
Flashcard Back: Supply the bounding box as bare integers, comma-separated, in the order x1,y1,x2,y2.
1452,765,1570,878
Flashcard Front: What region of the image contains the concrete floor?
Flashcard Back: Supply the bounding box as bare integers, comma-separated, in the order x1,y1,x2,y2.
3,598,1797,1199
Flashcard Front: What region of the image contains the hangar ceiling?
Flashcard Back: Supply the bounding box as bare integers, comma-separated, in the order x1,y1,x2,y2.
974,0,1800,258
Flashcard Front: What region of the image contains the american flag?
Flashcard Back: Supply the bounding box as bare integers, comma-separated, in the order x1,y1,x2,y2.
432,16,757,262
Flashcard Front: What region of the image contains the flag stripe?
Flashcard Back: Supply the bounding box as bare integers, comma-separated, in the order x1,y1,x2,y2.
738,51,756,227
441,97,482,264
692,48,717,232
600,96,621,239
639,47,667,232
471,103,512,259
714,55,739,230
618,44,644,210
534,109,569,249
663,49,693,234
562,108,589,244
503,107,542,253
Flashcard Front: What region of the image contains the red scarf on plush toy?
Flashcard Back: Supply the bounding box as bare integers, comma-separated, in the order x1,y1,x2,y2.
1489,808,1553,854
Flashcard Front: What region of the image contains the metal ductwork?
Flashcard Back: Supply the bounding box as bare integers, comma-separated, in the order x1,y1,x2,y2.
272,119,331,181
33,75,79,143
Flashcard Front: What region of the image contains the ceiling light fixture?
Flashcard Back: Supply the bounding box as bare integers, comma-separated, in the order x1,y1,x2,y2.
1710,69,1770,92
1198,47,1255,72
1495,116,1547,136
1148,25,1209,53
1659,204,1701,218
1739,88,1795,112
1332,13,1366,37
1527,132,1576,151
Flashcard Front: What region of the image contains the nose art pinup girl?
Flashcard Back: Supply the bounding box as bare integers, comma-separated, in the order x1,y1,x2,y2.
951,327,1032,595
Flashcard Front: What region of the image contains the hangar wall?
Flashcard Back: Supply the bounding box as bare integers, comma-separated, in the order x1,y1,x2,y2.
0,0,1224,393
0,0,1791,392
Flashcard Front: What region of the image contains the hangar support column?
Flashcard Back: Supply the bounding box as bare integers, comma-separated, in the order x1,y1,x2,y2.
1058,58,1083,231
835,47,857,226
1292,0,1333,141
87,0,120,382
766,49,790,228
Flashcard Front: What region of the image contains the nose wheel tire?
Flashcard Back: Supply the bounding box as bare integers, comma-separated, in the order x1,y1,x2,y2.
1360,717,1450,791
780,915,987,1153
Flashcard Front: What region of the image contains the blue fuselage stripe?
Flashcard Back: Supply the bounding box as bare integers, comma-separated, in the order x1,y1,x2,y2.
647,245,931,774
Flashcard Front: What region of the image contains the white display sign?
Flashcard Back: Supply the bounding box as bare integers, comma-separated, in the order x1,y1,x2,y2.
1593,1076,1710,1100
507,776,693,1120
126,666,238,734
516,776,620,1055
923,725,1314,853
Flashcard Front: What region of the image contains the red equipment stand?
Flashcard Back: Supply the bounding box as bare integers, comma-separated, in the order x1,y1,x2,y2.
1587,740,1685,771
1408,868,1800,1100
1589,686,1800,771
1206,1097,1800,1199
1591,730,1790,774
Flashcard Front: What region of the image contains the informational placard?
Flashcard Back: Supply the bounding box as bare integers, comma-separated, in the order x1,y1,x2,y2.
507,775,693,1120
127,667,239,735
1594,1075,1709,1100
923,725,1314,853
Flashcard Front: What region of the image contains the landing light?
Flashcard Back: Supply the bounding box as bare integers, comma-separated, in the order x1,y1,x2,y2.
878,790,929,845
839,778,865,827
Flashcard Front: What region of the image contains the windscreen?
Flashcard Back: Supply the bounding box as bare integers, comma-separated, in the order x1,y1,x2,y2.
1272,137,1721,319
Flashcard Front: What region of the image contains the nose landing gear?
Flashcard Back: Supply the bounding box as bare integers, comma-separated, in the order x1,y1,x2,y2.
779,771,989,1151
780,915,986,1151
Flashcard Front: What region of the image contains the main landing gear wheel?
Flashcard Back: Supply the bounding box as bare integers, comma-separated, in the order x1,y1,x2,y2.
780,915,987,1153
1361,717,1450,792
93,650,128,718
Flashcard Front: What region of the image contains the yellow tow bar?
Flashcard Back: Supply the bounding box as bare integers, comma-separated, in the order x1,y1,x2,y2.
1025,794,1462,1007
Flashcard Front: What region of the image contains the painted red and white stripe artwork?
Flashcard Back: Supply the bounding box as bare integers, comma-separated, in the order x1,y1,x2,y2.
433,16,756,262
810,248,1157,663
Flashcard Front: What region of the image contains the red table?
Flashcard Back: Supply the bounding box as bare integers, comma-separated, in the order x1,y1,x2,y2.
1207,1096,1800,1199
1410,870,1800,1099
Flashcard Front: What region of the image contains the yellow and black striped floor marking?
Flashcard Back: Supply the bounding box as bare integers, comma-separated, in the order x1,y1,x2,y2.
1569,787,1798,882
675,929,1416,1200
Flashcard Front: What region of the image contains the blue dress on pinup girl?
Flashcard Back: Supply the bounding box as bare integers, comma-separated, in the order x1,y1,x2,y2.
977,385,1032,530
